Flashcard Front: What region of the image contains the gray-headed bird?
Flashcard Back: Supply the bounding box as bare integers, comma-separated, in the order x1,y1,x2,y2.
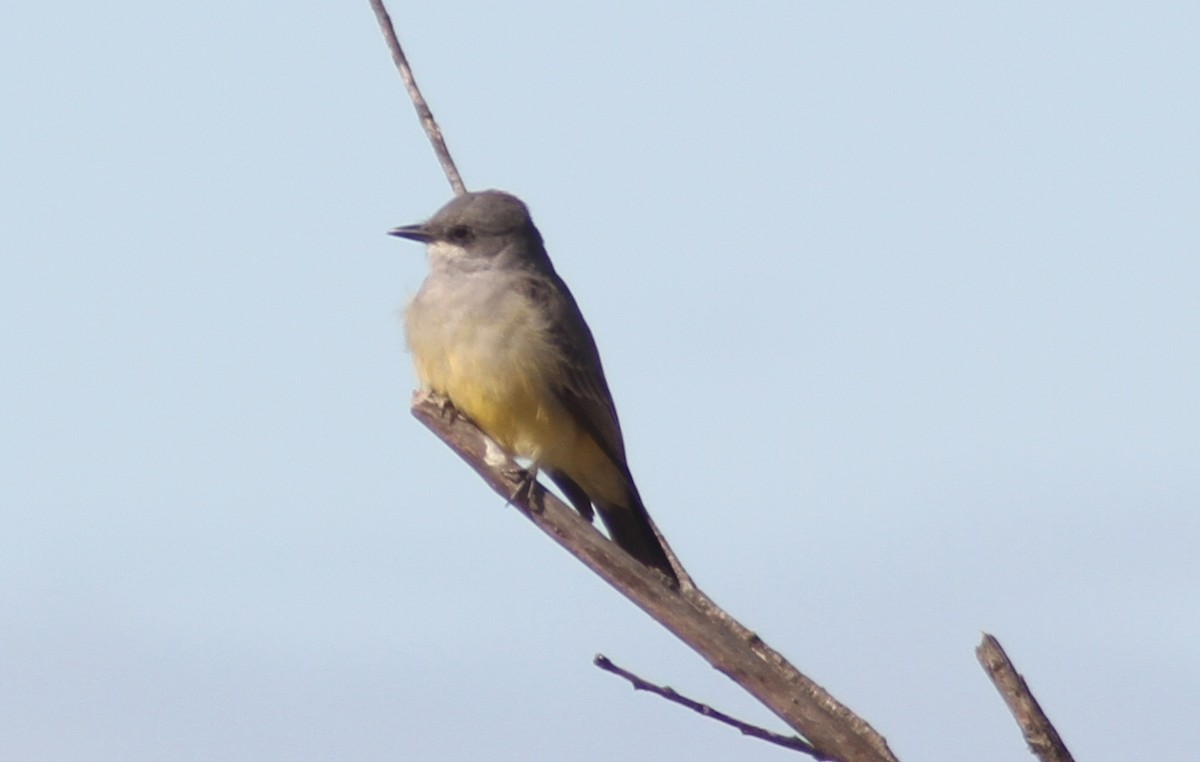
391,191,677,584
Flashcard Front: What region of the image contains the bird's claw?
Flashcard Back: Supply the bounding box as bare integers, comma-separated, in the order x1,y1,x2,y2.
503,464,543,513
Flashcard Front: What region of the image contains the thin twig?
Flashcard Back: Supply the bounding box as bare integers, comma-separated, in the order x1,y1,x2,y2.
594,654,827,758
976,633,1075,762
368,0,466,195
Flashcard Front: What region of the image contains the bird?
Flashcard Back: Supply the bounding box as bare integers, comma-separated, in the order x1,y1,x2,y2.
391,190,677,584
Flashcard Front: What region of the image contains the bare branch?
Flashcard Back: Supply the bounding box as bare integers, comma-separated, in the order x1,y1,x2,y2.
368,0,466,195
976,633,1075,762
412,393,899,762
594,654,825,758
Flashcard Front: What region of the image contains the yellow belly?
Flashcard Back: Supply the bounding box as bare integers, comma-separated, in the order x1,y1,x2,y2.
406,286,567,457
405,282,627,506
429,343,567,461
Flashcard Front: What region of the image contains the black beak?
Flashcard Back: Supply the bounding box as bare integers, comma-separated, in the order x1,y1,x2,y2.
388,223,433,243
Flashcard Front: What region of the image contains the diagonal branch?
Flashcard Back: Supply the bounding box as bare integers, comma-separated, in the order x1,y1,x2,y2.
976,633,1075,762
412,393,899,762
376,7,896,760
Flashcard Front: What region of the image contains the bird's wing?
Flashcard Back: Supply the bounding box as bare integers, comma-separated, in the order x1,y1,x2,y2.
523,273,632,478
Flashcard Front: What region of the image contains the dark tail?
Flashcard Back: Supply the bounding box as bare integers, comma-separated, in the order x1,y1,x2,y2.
547,468,678,585
595,492,678,586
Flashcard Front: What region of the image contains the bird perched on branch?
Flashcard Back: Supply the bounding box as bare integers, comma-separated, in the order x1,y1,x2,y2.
391,190,677,584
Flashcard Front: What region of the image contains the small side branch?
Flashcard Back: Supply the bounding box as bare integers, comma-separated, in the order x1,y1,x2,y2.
595,654,826,758
368,0,466,195
976,633,1075,762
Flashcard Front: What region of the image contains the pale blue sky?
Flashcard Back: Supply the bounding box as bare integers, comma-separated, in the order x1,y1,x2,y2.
2,2,1197,760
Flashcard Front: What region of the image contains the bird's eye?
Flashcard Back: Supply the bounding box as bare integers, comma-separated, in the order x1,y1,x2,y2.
446,225,474,244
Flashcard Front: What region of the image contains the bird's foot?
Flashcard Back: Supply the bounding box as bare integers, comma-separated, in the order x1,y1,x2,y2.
503,463,543,513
